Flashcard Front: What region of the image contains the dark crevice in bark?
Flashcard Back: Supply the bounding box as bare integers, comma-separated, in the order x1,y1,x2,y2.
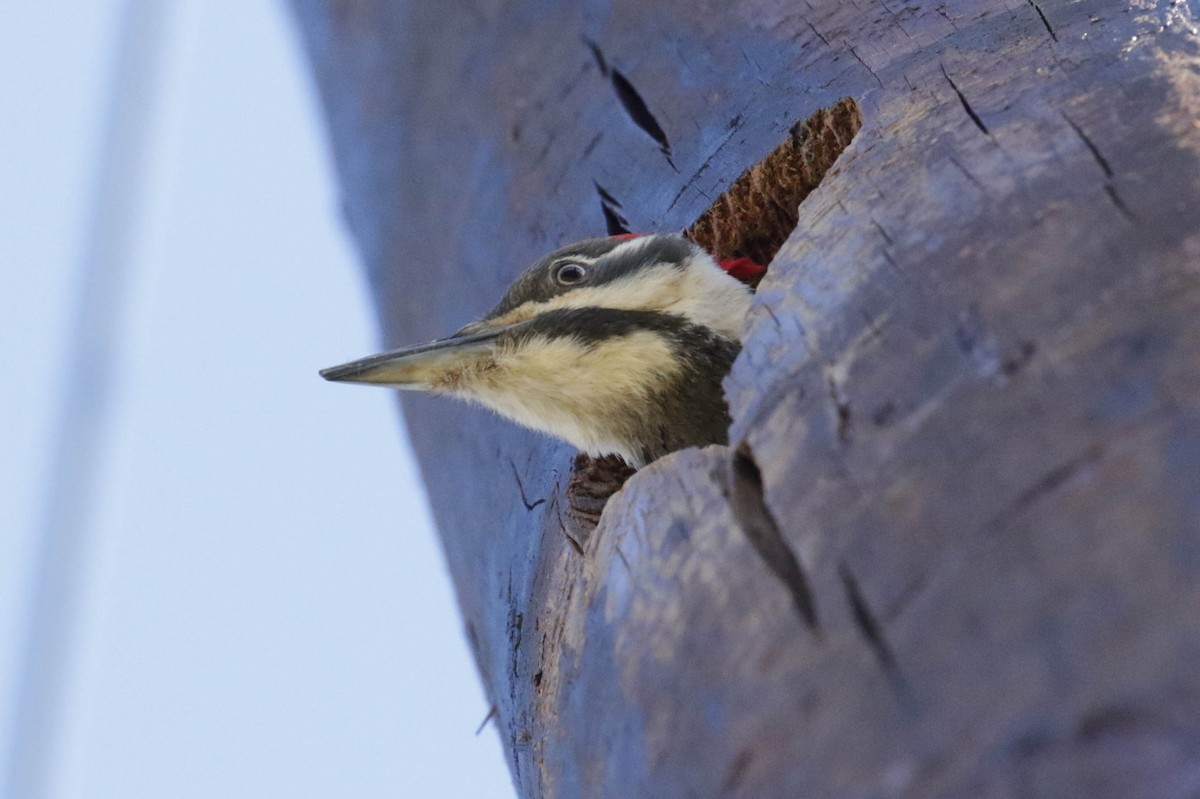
727,443,821,633
871,217,895,245
827,374,853,444
585,38,675,167
583,37,607,74
838,560,906,694
844,42,885,89
940,63,990,135
1104,184,1137,221
595,181,631,235
600,202,630,235
1061,114,1113,177
610,69,675,166
1026,0,1058,42
548,492,586,555
984,442,1107,532
593,181,625,210
1059,112,1136,220
509,459,547,511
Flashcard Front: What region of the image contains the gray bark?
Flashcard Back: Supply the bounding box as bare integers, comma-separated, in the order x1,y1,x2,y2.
290,1,1200,796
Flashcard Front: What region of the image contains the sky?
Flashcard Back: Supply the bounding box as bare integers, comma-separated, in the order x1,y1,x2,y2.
0,2,513,797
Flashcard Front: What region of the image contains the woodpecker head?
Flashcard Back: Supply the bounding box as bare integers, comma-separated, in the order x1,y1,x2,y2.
321,233,754,467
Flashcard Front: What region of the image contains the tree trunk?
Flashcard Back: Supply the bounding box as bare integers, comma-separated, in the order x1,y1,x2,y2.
290,1,1200,796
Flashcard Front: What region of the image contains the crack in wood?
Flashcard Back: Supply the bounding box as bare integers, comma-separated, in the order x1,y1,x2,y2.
581,131,604,158
663,123,741,216
984,441,1107,532
727,443,821,633
1060,108,1136,219
583,36,607,75
585,38,676,168
609,68,676,167
1061,113,1113,177
1026,0,1058,42
548,494,585,555
594,181,631,234
827,374,853,444
845,40,885,89
940,62,991,135
593,181,624,209
806,19,831,47
871,217,895,245
838,560,906,694
946,152,990,196
1104,184,1137,222
510,458,547,511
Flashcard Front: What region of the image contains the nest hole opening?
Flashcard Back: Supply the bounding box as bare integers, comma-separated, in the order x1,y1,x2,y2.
564,97,863,532
563,454,637,532
685,96,862,285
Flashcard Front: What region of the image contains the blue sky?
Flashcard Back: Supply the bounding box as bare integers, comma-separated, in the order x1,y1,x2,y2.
0,2,511,797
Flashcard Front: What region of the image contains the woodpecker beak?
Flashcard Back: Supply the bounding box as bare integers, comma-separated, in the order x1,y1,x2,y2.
320,324,513,389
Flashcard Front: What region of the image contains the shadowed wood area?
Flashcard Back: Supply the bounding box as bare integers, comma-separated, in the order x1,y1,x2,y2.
291,1,1200,797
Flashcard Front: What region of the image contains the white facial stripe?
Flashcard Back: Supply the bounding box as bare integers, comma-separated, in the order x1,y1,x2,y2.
542,264,683,318
546,237,648,284
606,235,655,261
487,251,752,339
549,254,599,269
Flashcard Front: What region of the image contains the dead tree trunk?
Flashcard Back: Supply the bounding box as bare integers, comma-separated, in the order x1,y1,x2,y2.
291,1,1200,796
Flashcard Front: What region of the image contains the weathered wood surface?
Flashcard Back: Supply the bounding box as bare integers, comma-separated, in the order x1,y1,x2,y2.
291,1,1200,796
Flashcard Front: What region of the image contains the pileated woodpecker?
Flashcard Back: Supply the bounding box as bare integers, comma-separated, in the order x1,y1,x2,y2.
321,233,763,467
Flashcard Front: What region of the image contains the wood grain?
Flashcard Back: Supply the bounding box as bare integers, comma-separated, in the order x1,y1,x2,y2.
291,1,1200,795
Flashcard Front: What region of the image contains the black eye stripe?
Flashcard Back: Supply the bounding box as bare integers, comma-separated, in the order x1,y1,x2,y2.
484,234,697,321
595,236,692,283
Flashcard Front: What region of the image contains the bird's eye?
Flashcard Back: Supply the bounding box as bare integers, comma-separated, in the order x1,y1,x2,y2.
553,262,588,286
